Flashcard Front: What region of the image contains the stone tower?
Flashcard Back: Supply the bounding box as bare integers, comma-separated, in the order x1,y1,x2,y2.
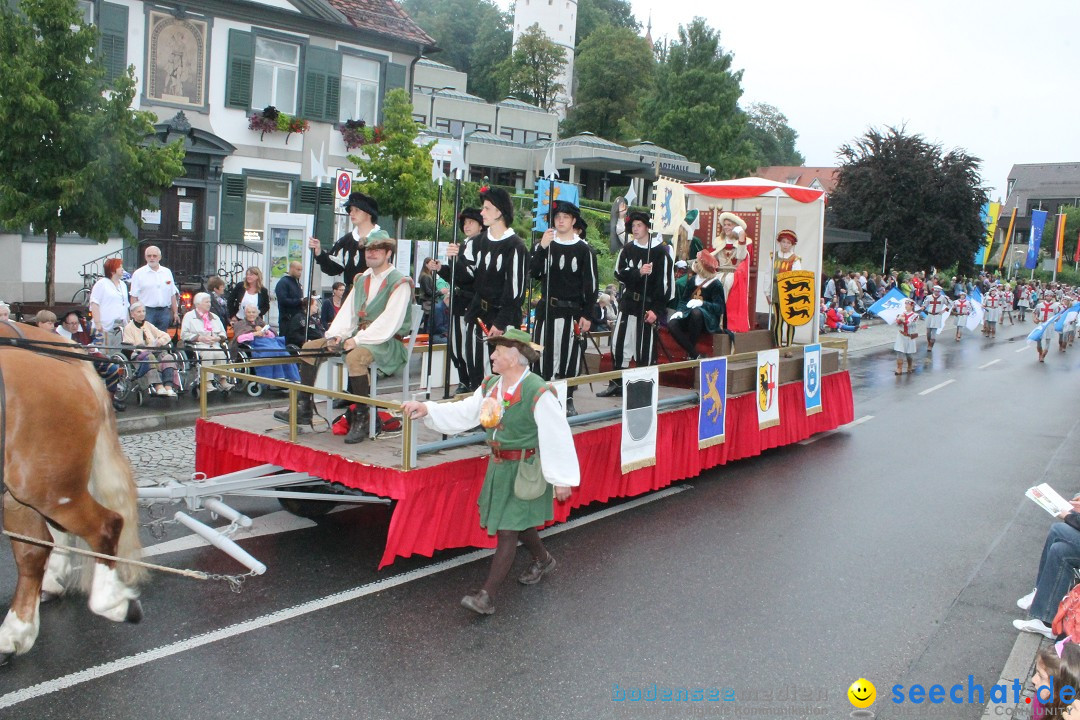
512,0,577,116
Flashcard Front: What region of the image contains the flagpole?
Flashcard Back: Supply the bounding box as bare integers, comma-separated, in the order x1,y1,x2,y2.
444,171,462,399
304,176,323,336
543,176,555,377
881,236,888,275
425,176,443,394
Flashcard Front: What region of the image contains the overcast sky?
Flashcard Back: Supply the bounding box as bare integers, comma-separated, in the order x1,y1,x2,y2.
496,0,1080,199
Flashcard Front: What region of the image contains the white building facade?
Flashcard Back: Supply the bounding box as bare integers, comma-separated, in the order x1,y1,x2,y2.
512,0,577,116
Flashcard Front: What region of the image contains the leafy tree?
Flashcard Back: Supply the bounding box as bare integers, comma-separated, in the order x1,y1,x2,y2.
0,0,186,304
402,0,511,101
499,24,567,111
349,89,435,239
829,126,989,273
561,26,653,139
636,18,756,178
576,0,638,47
742,102,805,167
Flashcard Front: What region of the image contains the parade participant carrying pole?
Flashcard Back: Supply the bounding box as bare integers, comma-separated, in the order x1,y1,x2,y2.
542,145,557,354
425,172,444,392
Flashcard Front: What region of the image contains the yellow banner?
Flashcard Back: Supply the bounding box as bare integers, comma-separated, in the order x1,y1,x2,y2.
997,207,1018,270
981,202,1000,266
1057,213,1067,273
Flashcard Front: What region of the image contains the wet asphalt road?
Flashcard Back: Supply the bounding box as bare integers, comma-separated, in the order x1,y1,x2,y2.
1,325,1078,720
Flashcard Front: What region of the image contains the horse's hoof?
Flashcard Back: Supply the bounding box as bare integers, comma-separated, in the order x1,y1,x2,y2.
0,652,11,667
40,590,62,604
124,599,143,624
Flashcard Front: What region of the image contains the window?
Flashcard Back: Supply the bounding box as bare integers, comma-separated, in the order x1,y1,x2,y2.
499,127,552,144
252,37,299,114
78,0,94,24
435,119,491,137
244,178,292,245
339,54,381,123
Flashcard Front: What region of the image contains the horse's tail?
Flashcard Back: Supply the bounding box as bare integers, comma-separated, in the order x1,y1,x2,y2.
79,363,146,588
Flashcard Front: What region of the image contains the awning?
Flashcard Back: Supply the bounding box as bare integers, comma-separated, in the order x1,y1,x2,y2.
564,156,653,177
686,177,825,204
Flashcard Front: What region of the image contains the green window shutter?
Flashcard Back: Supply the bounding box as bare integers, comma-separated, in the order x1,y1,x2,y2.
295,181,336,242
219,174,247,244
301,47,341,122
99,3,128,82
225,30,254,110
381,63,407,123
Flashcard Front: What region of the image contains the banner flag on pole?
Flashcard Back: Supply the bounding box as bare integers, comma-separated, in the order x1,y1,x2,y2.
651,177,686,235
533,179,580,232
867,288,908,325
1056,213,1067,273
966,286,984,331
1075,229,1080,264
1026,210,1048,270
998,207,1018,270
976,202,1000,266
621,366,658,473
1028,311,1065,344
698,357,727,449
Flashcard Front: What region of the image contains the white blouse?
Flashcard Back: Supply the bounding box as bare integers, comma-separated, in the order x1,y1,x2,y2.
89,278,129,330
421,373,581,488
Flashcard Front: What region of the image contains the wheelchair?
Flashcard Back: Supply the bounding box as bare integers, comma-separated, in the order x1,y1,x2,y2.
106,345,183,407
174,340,237,401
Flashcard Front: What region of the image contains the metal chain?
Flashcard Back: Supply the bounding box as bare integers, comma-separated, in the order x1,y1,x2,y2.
2,531,254,591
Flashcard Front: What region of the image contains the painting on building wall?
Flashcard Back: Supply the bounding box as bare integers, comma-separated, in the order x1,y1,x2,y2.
146,11,208,108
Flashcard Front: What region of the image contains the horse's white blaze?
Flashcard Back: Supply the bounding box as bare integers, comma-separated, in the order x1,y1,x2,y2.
0,607,40,656
57,497,70,505
88,565,138,622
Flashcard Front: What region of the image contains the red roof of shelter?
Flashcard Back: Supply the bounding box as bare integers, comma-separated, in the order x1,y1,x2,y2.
753,166,838,194
325,0,435,47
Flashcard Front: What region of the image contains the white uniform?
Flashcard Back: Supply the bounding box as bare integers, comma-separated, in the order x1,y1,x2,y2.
893,311,918,355
952,298,970,330
922,293,951,332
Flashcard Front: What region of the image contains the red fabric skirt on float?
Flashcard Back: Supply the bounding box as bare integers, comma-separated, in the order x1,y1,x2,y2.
196,371,854,568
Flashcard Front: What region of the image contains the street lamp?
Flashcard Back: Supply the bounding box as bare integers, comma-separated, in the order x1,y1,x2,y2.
428,86,454,130
705,165,716,180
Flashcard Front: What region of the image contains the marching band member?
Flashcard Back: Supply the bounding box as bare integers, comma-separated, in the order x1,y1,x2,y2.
922,285,952,351
952,291,971,341
1034,292,1063,362
894,298,919,375
530,200,598,417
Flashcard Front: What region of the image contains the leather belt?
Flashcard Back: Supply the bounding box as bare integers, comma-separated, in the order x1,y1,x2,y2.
479,299,502,312
491,448,537,462
546,298,580,310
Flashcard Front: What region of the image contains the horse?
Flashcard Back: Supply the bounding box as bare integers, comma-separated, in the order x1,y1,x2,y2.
0,320,144,665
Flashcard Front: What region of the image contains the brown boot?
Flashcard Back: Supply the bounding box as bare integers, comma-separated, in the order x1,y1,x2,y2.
344,375,370,444
273,362,316,424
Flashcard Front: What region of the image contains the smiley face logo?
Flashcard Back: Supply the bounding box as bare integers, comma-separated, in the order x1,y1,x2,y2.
847,678,876,708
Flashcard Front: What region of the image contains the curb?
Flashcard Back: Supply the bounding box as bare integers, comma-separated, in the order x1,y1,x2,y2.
115,397,286,435
981,632,1046,719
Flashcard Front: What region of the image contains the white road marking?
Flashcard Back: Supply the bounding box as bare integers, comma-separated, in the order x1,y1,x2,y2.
798,415,874,445
918,380,955,396
1016,346,1031,353
978,359,1001,369
0,485,689,710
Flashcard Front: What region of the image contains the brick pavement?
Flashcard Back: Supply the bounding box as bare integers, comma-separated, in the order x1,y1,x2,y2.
119,427,195,487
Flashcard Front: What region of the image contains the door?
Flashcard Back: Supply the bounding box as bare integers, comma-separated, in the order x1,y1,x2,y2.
138,186,206,280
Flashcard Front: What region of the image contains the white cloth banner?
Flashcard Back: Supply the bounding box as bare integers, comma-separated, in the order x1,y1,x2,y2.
756,349,781,430
651,178,686,236
620,366,658,473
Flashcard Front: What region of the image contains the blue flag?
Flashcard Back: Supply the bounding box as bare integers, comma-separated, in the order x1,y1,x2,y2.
867,288,908,324
1054,302,1080,332
1029,312,1064,343
970,286,983,305
533,179,580,232
1025,210,1048,270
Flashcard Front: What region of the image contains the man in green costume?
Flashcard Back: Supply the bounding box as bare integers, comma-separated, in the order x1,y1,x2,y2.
402,328,580,615
274,236,413,444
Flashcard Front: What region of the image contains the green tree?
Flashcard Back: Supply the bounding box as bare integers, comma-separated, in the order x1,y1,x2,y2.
561,26,653,139
349,89,435,239
499,24,567,111
829,126,989,273
402,0,511,101
0,0,185,304
576,0,638,47
636,18,756,178
742,102,805,168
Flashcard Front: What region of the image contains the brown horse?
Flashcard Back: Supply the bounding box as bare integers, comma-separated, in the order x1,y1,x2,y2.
0,320,144,665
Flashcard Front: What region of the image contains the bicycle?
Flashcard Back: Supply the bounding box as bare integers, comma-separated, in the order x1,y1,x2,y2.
71,270,102,304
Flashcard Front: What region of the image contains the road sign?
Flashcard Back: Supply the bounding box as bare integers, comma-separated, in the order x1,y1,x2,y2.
335,170,353,200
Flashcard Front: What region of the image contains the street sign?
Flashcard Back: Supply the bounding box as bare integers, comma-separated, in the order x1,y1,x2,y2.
335,170,353,200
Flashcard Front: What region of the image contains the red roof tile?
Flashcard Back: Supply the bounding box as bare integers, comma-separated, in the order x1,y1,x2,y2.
754,166,838,194
326,0,435,47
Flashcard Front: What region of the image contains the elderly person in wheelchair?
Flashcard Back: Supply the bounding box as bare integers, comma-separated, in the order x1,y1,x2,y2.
123,301,179,397
180,291,235,392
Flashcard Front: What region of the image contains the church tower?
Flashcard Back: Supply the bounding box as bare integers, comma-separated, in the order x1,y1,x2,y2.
512,0,577,116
